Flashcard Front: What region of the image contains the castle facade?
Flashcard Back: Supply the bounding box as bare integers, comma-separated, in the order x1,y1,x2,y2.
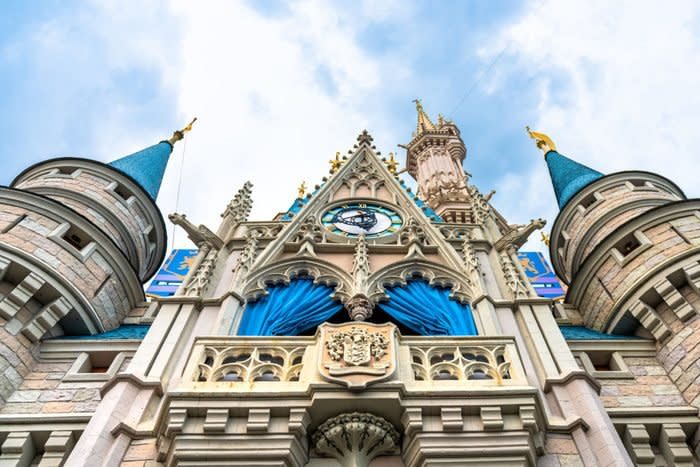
0,104,698,466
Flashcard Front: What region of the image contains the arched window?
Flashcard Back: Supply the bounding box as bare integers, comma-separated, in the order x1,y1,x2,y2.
377,280,477,335
236,278,342,336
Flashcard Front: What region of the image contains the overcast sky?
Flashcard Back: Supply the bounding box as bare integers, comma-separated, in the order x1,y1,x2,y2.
2,1,700,255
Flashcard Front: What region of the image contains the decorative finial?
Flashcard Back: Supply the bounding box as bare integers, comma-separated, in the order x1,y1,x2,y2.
297,181,307,199
541,231,550,246
526,126,557,154
168,117,197,145
386,152,399,174
413,98,435,135
437,113,445,126
329,151,342,174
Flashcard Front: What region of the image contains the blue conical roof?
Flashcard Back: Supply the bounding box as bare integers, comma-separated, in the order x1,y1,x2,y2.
545,150,603,209
109,141,173,200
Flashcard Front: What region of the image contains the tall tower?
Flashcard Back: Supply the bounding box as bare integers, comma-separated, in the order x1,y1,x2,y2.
404,100,471,223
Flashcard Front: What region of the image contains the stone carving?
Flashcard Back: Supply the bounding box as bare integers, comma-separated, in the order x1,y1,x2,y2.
410,344,511,382
184,247,218,297
196,344,306,383
292,215,324,244
367,259,474,305
439,225,473,241
312,412,400,467
169,212,225,297
500,251,529,299
168,213,223,250
493,218,546,252
221,181,253,225
319,322,396,390
468,186,490,224
400,217,428,258
346,294,373,321
233,230,260,276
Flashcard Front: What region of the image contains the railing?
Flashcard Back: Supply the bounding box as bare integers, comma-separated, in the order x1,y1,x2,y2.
179,334,528,390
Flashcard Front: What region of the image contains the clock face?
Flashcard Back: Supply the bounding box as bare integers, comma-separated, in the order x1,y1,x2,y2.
322,204,402,237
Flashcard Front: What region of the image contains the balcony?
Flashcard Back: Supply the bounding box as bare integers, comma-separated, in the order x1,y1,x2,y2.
177,332,529,393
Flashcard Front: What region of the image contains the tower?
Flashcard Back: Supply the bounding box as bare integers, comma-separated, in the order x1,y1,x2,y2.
0,123,189,406
531,127,700,464
404,100,471,223
1,106,700,466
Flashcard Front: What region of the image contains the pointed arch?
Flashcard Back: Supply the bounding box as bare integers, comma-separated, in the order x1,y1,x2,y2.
367,258,474,304
241,256,353,303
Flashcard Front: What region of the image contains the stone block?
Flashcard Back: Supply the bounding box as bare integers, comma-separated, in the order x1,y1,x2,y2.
38,390,75,402
659,423,693,464
247,408,271,432
439,407,463,432
480,406,503,431
41,402,76,413
7,390,40,402
0,402,42,414
204,408,229,433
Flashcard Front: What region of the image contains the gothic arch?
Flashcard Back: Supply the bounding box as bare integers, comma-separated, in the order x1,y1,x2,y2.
241,256,353,303
367,258,474,305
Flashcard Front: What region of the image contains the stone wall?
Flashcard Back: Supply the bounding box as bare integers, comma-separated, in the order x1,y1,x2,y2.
552,173,683,283
13,161,166,281
0,194,142,334
657,285,700,408
0,317,38,404
0,360,100,415
574,213,700,331
598,356,686,409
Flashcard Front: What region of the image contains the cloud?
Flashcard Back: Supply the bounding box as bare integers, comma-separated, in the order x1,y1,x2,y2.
156,0,411,247
484,0,700,252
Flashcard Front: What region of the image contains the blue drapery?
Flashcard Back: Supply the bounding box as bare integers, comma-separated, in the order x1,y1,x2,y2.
237,279,343,336
377,280,477,336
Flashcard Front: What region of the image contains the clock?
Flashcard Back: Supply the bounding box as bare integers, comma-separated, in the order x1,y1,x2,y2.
322,204,402,237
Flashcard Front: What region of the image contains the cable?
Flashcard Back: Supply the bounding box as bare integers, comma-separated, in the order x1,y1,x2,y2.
170,133,188,251
448,43,510,119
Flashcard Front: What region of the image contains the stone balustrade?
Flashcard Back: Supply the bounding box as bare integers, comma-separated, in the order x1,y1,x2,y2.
179,334,528,391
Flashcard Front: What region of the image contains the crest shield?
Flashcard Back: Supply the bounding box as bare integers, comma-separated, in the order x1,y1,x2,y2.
318,322,397,390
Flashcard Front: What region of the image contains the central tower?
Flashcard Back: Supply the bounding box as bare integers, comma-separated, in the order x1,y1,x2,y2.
404,100,470,223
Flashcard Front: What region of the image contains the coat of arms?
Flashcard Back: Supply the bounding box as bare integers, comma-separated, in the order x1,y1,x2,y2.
318,322,397,390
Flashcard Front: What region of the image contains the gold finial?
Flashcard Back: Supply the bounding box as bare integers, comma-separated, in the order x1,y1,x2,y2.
329,151,342,174
526,126,556,154
297,181,307,199
541,232,550,246
437,113,445,126
413,98,435,135
386,152,399,174
168,117,198,145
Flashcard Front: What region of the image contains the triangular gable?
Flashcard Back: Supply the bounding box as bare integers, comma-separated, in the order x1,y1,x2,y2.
248,130,468,282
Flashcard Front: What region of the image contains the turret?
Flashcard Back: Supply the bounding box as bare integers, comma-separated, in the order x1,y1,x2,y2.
533,127,700,408
0,123,194,340
404,100,470,223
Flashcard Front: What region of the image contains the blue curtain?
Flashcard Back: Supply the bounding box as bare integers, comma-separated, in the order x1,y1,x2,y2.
237,279,343,336
377,280,477,336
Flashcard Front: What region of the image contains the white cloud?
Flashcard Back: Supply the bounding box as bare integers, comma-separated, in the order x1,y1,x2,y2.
486,0,700,252
156,0,407,247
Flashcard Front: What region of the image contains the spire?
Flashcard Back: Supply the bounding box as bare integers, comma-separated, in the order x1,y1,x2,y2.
527,127,603,209
109,118,196,200
413,99,435,135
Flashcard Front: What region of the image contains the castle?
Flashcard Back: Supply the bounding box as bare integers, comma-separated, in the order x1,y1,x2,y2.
0,102,698,466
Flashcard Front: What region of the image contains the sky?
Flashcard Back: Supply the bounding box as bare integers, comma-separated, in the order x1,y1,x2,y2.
2,0,700,256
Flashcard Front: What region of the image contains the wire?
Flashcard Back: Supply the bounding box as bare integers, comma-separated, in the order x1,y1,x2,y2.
448,43,510,119
170,133,188,251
